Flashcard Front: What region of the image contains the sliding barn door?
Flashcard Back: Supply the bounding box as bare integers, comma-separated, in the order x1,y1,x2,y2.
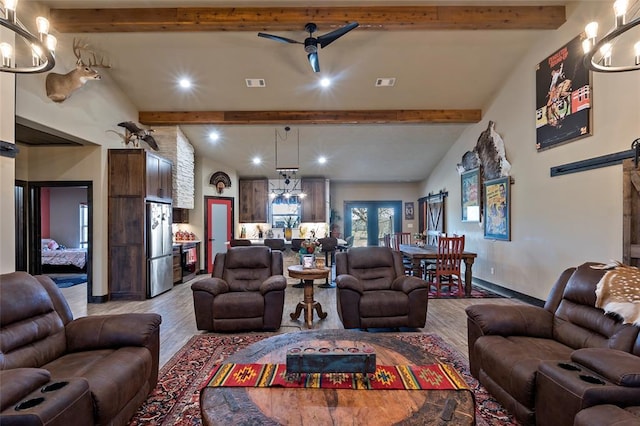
418,192,447,246
623,159,640,267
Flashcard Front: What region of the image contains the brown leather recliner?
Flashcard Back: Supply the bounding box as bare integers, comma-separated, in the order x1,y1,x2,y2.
0,271,162,426
191,246,287,332
466,262,640,426
335,246,429,329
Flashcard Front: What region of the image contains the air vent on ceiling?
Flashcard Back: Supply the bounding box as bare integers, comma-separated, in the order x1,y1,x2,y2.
375,78,396,87
245,78,266,88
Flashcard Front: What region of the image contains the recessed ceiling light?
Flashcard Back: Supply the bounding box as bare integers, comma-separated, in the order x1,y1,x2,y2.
178,78,192,89
320,78,331,88
318,156,327,164
252,157,261,165
209,131,220,141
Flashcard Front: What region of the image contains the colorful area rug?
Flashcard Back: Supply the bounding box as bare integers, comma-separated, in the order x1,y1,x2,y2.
128,333,517,426
429,284,504,299
205,362,469,390
50,274,87,288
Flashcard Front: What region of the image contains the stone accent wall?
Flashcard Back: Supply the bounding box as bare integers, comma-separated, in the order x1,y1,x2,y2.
154,126,195,209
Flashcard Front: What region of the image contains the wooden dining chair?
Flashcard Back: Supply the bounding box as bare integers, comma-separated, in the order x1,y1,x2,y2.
391,232,413,275
430,234,465,297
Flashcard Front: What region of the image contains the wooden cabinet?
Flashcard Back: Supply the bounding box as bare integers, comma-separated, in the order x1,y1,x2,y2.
301,178,326,222
172,208,189,223
239,178,268,223
146,152,173,202
109,149,172,202
108,149,173,300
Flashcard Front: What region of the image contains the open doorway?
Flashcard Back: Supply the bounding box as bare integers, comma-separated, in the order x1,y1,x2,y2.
26,181,93,302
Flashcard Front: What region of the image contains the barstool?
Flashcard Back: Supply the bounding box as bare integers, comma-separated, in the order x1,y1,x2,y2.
290,239,305,288
318,237,338,288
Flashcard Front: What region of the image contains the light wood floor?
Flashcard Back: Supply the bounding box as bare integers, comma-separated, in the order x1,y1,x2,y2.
60,258,524,368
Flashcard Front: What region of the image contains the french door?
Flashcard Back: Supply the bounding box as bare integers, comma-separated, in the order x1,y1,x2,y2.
205,197,234,274
344,201,402,247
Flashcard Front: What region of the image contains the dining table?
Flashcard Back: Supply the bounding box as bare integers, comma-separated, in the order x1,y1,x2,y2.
399,244,478,296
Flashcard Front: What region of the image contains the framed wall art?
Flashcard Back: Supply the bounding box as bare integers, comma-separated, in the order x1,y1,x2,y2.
535,33,592,151
404,202,415,220
461,168,480,222
483,177,510,241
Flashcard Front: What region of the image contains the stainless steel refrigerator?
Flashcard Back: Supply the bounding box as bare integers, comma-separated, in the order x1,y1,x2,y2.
147,202,173,297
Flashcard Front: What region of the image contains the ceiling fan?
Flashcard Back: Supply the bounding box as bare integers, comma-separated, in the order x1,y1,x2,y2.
258,22,359,73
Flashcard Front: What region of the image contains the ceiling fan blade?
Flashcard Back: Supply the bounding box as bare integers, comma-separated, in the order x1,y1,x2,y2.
257,32,302,44
307,52,320,73
317,22,359,48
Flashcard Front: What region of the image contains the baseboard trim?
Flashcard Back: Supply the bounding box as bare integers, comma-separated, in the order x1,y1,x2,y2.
89,295,109,304
473,277,544,307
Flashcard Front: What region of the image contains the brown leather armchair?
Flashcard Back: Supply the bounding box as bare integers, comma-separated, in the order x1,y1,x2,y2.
0,272,161,426
191,246,287,332
335,246,429,329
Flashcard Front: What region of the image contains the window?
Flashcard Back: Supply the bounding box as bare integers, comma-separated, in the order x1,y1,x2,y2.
79,203,88,248
271,195,301,228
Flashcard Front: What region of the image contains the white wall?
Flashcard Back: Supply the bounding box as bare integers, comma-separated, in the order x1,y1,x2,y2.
10,5,141,296
422,2,640,300
49,187,88,248
0,27,16,274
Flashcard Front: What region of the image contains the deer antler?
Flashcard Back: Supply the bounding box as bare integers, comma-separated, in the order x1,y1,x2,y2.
72,38,111,68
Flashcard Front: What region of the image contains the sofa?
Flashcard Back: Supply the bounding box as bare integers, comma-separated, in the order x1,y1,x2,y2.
335,246,429,329
191,246,287,332
575,404,640,425
465,262,640,426
0,271,162,426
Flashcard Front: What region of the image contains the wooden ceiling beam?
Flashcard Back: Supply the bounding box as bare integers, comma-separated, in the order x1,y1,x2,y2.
51,6,565,33
138,109,482,125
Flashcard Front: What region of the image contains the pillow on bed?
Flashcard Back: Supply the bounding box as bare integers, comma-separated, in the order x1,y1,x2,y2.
42,239,59,251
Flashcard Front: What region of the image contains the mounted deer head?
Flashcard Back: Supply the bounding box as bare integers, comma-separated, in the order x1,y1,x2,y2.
45,38,110,103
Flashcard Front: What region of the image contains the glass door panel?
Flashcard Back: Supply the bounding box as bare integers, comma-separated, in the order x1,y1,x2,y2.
349,206,368,247
344,201,402,247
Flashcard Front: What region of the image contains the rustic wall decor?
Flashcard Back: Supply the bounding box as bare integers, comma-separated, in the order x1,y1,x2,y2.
210,171,232,194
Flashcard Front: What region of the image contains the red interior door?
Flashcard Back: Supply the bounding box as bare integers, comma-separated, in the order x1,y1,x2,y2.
206,197,233,274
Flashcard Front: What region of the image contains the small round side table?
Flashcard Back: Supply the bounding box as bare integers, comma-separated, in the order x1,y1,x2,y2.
287,265,329,328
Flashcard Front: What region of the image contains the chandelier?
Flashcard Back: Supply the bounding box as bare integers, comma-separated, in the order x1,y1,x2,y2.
1,0,57,74
270,126,306,199
582,0,640,73
269,169,306,200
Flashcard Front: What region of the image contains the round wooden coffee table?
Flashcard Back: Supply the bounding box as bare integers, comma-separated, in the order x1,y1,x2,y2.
287,265,329,329
200,330,475,425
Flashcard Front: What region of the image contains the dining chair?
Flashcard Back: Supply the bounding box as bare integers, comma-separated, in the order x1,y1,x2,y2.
430,234,465,297
391,232,414,276
383,233,391,248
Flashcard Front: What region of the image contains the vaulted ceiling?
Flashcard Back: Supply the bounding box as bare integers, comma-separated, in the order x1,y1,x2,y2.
33,0,567,182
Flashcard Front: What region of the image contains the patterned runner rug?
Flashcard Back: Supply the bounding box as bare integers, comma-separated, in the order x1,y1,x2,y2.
429,284,504,299
206,363,469,390
128,333,517,425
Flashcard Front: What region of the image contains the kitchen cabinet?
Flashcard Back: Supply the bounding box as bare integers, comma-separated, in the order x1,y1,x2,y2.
109,149,172,202
172,208,189,223
108,149,173,300
239,178,268,223
301,178,326,222
146,152,173,202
